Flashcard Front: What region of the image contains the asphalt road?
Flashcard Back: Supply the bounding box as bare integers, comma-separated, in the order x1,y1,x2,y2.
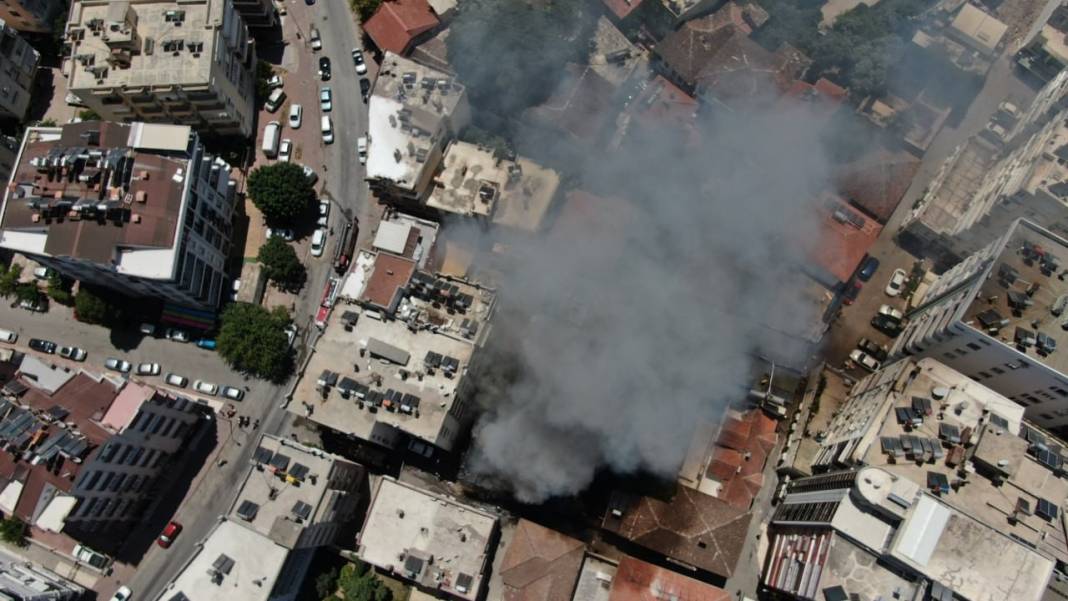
119,2,374,599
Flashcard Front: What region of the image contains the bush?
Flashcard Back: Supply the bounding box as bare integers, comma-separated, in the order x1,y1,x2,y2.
351,0,383,21
217,303,292,382
78,109,101,121
336,562,391,601
258,237,307,292
14,283,42,305
46,273,73,306
247,163,316,224
0,264,21,298
74,288,119,325
0,517,26,546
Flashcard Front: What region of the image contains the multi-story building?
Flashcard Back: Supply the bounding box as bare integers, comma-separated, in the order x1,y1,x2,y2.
0,546,83,601
0,121,237,311
0,19,38,120
365,52,469,206
66,0,256,137
0,0,64,33
357,477,499,601
889,219,1068,434
1018,2,1068,82
229,0,275,30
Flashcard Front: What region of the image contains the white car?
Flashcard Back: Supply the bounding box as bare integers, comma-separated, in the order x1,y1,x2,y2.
73,544,110,569
136,362,161,376
311,228,326,257
284,323,298,348
165,373,188,388
166,328,190,343
266,227,295,241
310,27,322,51
352,48,367,75
267,74,283,89
222,386,244,401
885,268,907,297
193,380,219,396
32,266,53,280
301,164,318,185
321,115,333,144
877,304,904,322
288,104,302,129
110,586,131,601
320,87,332,112
278,138,292,162
318,200,330,227
105,358,132,373
357,136,367,164
58,346,87,361
230,279,241,301
849,349,880,372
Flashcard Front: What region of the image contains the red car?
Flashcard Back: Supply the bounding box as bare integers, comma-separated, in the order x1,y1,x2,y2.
842,281,862,306
157,521,182,548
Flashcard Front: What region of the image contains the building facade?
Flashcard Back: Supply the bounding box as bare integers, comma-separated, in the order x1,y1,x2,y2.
66,0,256,137
0,18,38,120
0,121,237,310
229,0,275,30
0,0,64,33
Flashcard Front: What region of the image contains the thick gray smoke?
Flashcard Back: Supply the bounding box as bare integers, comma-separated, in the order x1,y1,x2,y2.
462,97,837,502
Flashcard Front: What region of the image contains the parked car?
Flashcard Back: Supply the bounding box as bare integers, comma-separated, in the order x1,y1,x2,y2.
165,373,188,388
105,358,132,373
32,266,53,280
72,544,110,570
857,256,880,281
359,78,370,102
18,298,46,312
139,323,156,336
261,120,281,158
267,74,283,89
58,346,87,361
0,330,16,343
311,228,326,257
267,227,295,241
284,323,298,348
278,138,292,163
842,280,861,306
288,103,303,129
871,314,903,336
157,521,182,548
136,362,161,376
320,115,333,144
222,386,244,401
856,337,889,362
166,328,190,343
320,87,332,111
877,304,904,322
110,586,131,601
193,380,218,396
28,338,56,354
264,88,285,113
357,136,367,165
196,339,217,350
885,268,907,297
230,279,241,301
301,164,319,185
849,349,880,372
309,27,321,50
318,56,331,80
318,200,330,227
352,48,367,75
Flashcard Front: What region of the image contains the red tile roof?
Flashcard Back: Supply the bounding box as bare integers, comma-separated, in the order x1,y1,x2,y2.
602,488,751,578
602,0,644,20
704,409,778,509
609,556,731,601
500,520,586,601
361,253,416,312
364,0,440,55
807,193,883,283
836,149,921,223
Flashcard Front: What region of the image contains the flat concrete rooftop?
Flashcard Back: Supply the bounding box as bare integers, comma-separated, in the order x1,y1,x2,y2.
357,477,497,601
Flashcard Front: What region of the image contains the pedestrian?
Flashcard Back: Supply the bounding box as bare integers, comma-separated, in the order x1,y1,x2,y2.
244,385,250,392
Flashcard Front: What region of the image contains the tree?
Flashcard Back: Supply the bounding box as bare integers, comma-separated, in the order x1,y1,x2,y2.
446,0,592,125
335,563,392,601
46,272,73,306
247,163,316,224
15,283,42,306
351,0,382,21
74,288,117,325
259,237,307,292
0,517,25,546
78,109,101,121
256,60,274,101
217,303,292,381
0,264,21,298
314,567,339,599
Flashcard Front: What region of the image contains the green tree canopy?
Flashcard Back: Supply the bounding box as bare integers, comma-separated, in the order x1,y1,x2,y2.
46,272,73,306
0,264,21,298
336,563,392,601
247,163,316,224
217,303,292,382
0,517,26,546
351,0,382,21
15,283,42,305
74,288,119,325
446,0,591,123
258,237,307,292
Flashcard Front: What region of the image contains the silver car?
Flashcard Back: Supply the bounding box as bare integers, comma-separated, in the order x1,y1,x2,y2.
105,358,131,373
136,362,161,376
193,380,219,396
58,346,87,361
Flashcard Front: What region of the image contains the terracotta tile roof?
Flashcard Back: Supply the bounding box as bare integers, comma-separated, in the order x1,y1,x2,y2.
807,193,883,283
836,149,921,223
365,0,440,55
360,252,416,312
602,0,643,20
608,556,731,601
702,409,777,509
602,488,752,578
500,519,586,601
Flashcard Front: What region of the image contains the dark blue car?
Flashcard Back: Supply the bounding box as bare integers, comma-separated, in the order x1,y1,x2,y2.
857,256,880,282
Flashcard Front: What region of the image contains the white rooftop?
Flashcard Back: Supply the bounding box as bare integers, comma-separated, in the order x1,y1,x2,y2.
357,477,497,601
374,221,413,256
159,519,290,601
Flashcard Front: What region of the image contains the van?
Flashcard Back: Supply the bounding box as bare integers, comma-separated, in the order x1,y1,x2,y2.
262,121,281,158
264,88,286,113
0,330,16,343
320,115,333,144
311,229,326,257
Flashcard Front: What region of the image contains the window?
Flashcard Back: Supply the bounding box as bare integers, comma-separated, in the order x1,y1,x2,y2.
967,342,982,351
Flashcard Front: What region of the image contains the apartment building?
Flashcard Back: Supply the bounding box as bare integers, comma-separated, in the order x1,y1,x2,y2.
0,121,237,310
67,0,256,137
1018,2,1068,82
0,18,37,120
890,219,1068,434
365,52,469,206
0,546,83,601
230,0,275,30
0,0,64,33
